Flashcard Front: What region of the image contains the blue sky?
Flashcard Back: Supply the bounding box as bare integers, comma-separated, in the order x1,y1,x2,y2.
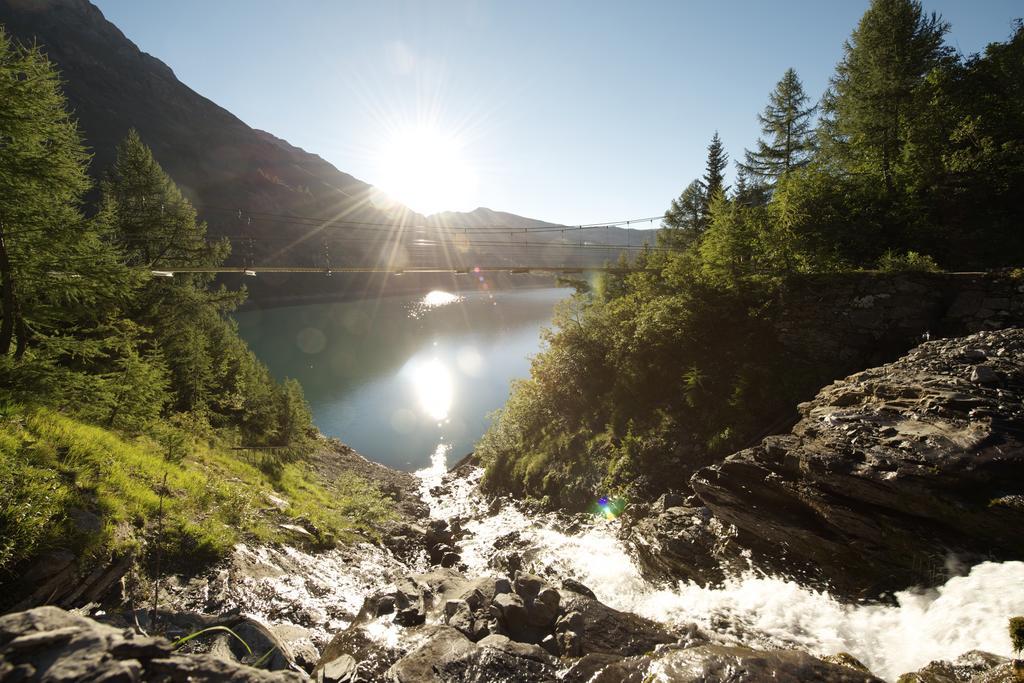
92,1,1021,226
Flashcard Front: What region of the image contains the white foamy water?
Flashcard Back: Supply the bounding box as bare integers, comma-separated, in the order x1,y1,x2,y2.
417,458,1024,681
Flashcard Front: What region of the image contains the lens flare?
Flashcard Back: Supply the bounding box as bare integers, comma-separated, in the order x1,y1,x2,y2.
592,496,626,520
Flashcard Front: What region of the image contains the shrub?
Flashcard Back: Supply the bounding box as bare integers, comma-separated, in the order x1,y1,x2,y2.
877,250,941,273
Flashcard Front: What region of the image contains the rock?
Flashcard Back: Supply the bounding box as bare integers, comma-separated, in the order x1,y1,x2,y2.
556,630,583,657
896,650,1010,682
440,551,460,568
443,600,474,638
319,653,357,682
558,592,677,657
590,644,885,682
476,633,555,664
560,653,625,682
560,578,597,600
627,329,1024,598
540,634,559,656
970,364,999,386
528,587,560,627
555,610,585,635
513,572,544,602
655,491,686,511
384,626,557,682
0,606,303,682
493,592,529,633
375,595,396,616
823,652,873,673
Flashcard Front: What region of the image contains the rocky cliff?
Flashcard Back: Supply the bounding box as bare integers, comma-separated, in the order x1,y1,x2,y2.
625,327,1024,599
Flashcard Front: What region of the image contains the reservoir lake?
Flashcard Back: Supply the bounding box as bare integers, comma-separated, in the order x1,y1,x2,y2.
234,287,569,471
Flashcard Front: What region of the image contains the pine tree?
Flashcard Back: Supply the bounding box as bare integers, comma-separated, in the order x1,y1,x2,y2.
106,130,229,272
662,179,707,245
0,30,137,363
741,68,817,183
822,0,950,192
703,132,729,203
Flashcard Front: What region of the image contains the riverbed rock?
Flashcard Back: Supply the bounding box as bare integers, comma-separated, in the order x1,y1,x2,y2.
590,644,886,682
558,590,679,656
627,329,1024,598
384,626,557,682
896,650,1012,682
0,606,304,682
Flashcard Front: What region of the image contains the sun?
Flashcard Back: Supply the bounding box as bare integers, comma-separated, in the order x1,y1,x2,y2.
374,124,478,216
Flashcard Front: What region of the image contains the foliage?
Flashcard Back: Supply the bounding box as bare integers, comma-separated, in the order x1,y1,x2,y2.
662,179,706,245
741,68,817,183
1010,616,1024,656
822,0,951,193
0,405,394,589
876,250,940,272
702,132,729,211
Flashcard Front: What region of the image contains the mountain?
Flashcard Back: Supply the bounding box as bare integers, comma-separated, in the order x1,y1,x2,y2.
0,0,654,301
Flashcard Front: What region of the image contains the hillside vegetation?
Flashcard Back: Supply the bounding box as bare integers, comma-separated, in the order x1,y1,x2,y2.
478,3,1024,509
0,28,394,598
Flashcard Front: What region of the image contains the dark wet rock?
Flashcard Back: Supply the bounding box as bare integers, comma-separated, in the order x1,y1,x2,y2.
0,606,303,682
896,650,1011,682
560,578,597,599
476,633,554,665
513,572,544,601
561,653,625,682
528,587,560,627
443,600,474,638
590,644,885,682
627,329,1024,598
558,591,677,656
556,629,583,657
384,626,557,682
493,592,529,634
823,652,873,673
318,653,357,682
620,503,745,586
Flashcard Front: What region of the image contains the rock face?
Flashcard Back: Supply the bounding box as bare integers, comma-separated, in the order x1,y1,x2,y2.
625,329,1024,598
0,606,303,682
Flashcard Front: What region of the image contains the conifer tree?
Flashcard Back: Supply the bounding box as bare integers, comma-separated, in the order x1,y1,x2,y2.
0,30,137,362
703,132,729,203
741,68,817,183
822,0,950,192
662,179,707,244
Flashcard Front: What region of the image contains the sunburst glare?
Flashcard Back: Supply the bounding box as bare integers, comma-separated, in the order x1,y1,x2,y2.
374,124,478,215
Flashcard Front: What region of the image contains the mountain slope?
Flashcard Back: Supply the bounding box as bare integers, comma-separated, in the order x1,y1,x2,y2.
0,0,653,300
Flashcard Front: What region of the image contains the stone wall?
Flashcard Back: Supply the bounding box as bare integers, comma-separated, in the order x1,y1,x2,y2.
774,271,1024,379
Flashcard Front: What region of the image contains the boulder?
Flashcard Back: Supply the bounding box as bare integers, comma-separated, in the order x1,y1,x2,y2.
0,606,303,682
384,626,557,682
626,329,1024,598
590,644,885,682
895,650,1011,682
558,591,678,657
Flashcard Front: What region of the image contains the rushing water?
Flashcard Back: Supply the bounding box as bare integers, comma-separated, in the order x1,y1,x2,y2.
234,287,568,470
416,450,1024,681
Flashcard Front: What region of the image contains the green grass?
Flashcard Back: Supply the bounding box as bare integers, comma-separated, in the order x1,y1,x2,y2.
0,404,396,580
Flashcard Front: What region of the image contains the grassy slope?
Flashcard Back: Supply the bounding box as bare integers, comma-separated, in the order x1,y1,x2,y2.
0,404,397,584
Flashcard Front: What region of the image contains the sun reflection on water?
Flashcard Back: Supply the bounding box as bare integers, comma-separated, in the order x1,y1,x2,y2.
410,357,454,420
409,290,464,319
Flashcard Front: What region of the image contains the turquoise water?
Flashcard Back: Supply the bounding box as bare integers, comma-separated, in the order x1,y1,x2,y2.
234,287,568,471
